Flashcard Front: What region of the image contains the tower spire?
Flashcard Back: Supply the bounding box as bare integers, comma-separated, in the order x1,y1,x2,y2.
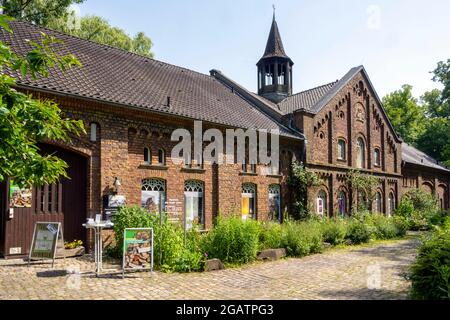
273,4,276,21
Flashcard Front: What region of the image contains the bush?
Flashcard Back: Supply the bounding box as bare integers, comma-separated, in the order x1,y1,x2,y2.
369,214,400,240
346,219,372,244
203,216,261,264
410,226,450,300
259,222,283,250
112,206,201,272
320,219,347,245
404,189,439,213
392,216,409,237
281,221,323,257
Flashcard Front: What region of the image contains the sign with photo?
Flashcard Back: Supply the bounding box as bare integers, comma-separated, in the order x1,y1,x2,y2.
123,228,153,274
9,180,32,208
29,222,63,266
108,195,126,208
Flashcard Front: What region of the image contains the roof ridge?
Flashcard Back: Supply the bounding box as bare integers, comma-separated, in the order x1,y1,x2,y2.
9,20,214,81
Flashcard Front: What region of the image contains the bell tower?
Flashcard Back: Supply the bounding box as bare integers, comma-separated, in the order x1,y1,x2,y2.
257,9,294,103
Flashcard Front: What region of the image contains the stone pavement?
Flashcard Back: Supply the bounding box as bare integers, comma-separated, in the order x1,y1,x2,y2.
0,238,420,300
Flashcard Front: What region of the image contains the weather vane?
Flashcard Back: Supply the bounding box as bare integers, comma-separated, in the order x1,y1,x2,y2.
273,4,276,18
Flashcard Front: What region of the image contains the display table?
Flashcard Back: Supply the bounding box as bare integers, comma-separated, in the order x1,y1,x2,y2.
82,221,114,277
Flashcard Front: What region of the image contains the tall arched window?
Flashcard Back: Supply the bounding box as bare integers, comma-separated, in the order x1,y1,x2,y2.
141,178,166,213
337,139,346,160
158,149,165,166
184,181,205,230
242,183,257,220
358,191,367,210
144,147,151,164
316,190,327,216
338,191,347,217
268,184,281,222
356,137,365,169
388,192,395,217
374,148,381,167
375,192,383,213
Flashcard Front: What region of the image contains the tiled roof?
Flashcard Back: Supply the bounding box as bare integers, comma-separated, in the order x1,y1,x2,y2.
0,21,301,139
259,17,291,62
402,143,450,173
278,81,338,114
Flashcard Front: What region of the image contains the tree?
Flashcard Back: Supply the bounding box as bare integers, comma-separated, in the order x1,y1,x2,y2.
0,15,85,187
416,118,450,165
0,0,84,26
382,84,426,145
287,161,322,220
48,14,154,58
431,59,450,118
346,169,380,212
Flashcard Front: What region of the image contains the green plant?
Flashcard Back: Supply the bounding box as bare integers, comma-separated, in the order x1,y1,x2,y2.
64,239,83,249
321,218,347,245
346,219,372,244
259,222,283,250
281,221,323,257
203,216,261,265
410,226,450,300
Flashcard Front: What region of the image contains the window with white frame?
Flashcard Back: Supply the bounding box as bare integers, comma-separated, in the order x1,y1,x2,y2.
375,192,382,213
184,180,205,230
338,191,347,217
356,138,365,168
268,184,281,222
316,190,327,216
141,178,166,213
374,148,381,167
242,183,257,220
388,192,395,217
338,139,346,160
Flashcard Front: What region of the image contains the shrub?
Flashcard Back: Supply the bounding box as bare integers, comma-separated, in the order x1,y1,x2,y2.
392,216,408,237
370,214,399,240
410,226,450,300
112,206,201,272
320,219,347,245
203,216,261,264
259,222,283,250
346,219,372,244
404,189,439,213
281,221,323,257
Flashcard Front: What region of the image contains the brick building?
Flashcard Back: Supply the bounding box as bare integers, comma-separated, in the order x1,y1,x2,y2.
0,17,449,257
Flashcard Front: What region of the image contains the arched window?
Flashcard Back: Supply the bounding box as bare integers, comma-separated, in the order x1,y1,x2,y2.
268,184,281,222
158,149,165,166
356,138,366,169
184,181,205,230
375,192,383,213
141,179,166,213
316,190,327,216
337,139,346,160
242,183,257,220
374,148,381,167
90,123,98,142
338,191,347,217
388,192,395,217
144,147,151,164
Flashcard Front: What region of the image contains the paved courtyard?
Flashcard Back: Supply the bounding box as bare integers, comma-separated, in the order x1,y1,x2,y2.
0,237,420,300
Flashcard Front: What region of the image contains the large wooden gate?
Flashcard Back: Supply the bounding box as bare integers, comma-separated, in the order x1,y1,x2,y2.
0,144,88,257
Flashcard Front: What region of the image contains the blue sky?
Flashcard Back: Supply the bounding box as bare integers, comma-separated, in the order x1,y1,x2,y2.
76,0,450,98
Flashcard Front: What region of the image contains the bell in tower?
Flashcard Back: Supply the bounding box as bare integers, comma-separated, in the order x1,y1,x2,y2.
257,10,294,103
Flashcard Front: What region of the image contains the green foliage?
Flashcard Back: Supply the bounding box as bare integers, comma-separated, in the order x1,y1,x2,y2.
1,0,84,26
368,213,400,240
410,225,450,300
346,170,380,211
0,15,85,187
64,239,82,249
346,219,372,244
280,221,323,257
382,84,426,144
396,189,442,230
288,162,322,220
48,14,154,58
320,218,347,245
202,216,261,265
259,222,283,250
112,206,202,272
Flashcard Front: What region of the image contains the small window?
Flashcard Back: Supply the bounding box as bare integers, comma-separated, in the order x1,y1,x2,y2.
375,192,382,213
316,190,327,216
90,123,97,142
356,138,365,169
144,147,151,164
268,185,281,222
158,149,165,166
250,163,257,174
374,148,381,167
338,139,346,160
388,192,395,217
184,181,205,230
